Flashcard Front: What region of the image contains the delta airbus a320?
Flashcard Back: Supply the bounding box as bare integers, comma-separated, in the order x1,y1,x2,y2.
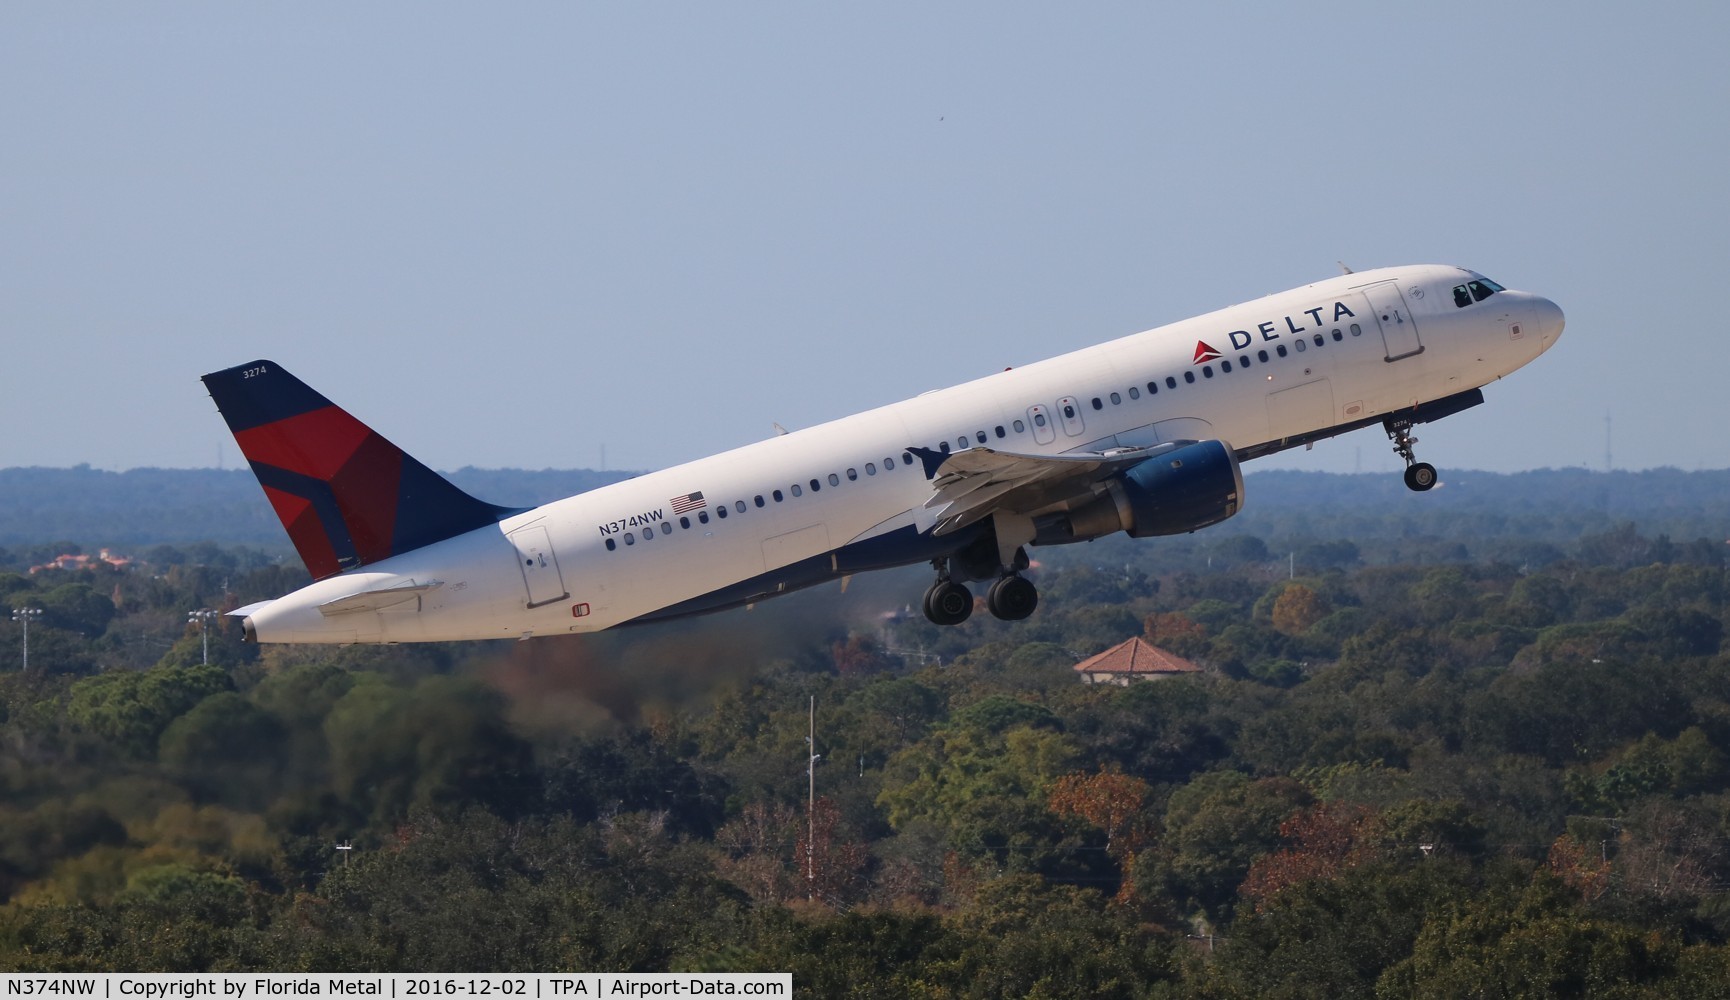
203,264,1563,643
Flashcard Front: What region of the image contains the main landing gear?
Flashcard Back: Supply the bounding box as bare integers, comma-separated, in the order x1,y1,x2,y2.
1386,417,1437,492
922,556,1039,626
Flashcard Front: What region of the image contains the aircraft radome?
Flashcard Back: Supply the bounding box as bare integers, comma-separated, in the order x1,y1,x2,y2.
203,264,1563,643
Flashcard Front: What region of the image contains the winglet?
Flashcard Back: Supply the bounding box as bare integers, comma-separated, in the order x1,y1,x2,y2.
202,360,518,580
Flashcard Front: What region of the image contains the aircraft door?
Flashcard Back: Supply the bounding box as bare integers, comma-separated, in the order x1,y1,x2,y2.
1056,396,1086,437
507,524,570,609
1027,404,1056,445
1362,282,1423,361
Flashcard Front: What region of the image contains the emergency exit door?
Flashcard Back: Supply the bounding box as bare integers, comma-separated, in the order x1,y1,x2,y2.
508,524,569,608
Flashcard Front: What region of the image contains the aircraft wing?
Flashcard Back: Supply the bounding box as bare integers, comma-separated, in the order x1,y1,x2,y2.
910,443,1185,536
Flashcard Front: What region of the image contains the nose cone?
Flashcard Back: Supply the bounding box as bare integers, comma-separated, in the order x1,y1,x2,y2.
1533,295,1565,347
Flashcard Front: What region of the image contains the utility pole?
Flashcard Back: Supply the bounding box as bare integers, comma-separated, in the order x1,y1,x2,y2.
11,608,42,672
187,609,220,664
335,841,353,867
806,695,819,901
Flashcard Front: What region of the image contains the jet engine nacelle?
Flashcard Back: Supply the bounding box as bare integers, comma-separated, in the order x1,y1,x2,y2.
1035,440,1245,544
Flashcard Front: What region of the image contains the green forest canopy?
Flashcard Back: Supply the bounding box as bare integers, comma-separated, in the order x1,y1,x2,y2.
0,467,1727,993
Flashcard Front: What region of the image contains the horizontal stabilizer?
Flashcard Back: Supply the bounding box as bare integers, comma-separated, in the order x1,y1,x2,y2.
318,580,443,617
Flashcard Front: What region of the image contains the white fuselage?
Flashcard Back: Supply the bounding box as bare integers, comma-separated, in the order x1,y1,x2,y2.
245,264,1564,642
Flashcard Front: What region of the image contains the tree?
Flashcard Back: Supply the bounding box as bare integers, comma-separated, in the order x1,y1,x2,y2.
1271,584,1330,636
157,692,286,806
64,662,232,757
877,724,1081,872
1047,769,1154,900
1138,770,1309,922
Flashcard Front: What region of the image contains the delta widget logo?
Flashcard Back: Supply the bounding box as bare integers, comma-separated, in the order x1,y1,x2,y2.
1192,341,1222,364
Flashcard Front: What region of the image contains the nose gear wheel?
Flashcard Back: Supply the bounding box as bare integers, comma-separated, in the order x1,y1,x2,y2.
1385,418,1438,493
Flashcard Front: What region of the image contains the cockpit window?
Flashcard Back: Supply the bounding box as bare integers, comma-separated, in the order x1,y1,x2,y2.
1453,277,1506,307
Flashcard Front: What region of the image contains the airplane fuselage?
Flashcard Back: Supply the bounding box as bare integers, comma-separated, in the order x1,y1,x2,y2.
227,264,1564,642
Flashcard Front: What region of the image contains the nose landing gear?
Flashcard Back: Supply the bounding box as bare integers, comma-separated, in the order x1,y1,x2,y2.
1386,418,1437,492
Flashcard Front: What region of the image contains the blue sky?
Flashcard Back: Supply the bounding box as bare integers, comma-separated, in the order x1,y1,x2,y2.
2,3,1725,479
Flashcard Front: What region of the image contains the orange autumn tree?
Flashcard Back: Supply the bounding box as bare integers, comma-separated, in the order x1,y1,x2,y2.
1048,768,1155,902
1239,800,1375,911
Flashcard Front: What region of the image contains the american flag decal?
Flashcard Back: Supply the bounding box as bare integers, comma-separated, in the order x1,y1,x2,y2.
669,491,707,515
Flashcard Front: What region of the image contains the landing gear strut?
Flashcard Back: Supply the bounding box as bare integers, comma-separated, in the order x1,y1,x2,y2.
1386,418,1437,492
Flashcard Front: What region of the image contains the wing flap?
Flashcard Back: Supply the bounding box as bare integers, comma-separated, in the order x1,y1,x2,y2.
915,443,1184,535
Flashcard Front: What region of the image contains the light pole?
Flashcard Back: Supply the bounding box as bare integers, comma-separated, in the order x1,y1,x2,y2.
187,609,220,664
11,608,42,672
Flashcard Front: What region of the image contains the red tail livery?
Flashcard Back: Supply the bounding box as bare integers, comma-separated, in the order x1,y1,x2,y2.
201,361,515,580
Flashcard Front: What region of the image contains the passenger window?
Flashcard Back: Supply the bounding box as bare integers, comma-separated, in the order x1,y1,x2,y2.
1295,339,1306,352
828,473,840,486
735,500,747,513
1312,334,1323,346
1166,376,1177,389
1091,397,1103,410
1350,323,1362,336
1062,403,1076,418
643,525,655,539
847,468,857,480
773,489,784,501
716,507,727,519
625,532,636,544
975,431,987,444
1332,330,1343,341
939,442,950,454
754,495,765,507
1110,391,1121,404
995,425,1006,438
792,484,802,497
1033,413,1048,427
1277,345,1289,357
957,437,967,449
1012,420,1025,433
865,463,876,476
1128,387,1139,400
1221,361,1232,373
901,452,913,465
1184,371,1196,384
1239,356,1250,367
699,511,710,524
1258,350,1269,362
1453,284,1472,307
1147,381,1159,394
1203,365,1214,378
810,479,821,491
605,538,616,551
680,516,691,529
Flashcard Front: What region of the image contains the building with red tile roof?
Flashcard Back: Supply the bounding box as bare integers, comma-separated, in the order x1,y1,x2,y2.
1073,636,1201,686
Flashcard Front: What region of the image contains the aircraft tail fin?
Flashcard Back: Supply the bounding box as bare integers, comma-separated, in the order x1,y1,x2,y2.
201,360,517,580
